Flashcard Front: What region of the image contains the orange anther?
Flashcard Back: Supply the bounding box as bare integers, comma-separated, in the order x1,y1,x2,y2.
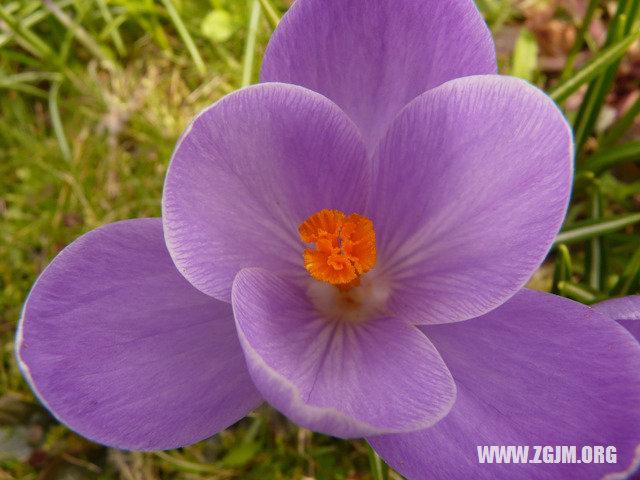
299,209,376,287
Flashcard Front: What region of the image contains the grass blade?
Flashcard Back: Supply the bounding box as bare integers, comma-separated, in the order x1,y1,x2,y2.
241,0,262,87
559,0,599,82
549,29,640,103
42,0,117,71
579,141,640,174
551,244,573,294
159,0,206,76
0,82,47,98
367,445,389,480
154,451,222,474
0,71,63,98
95,0,126,56
572,0,640,155
0,4,54,58
558,281,601,303
258,0,280,29
510,28,538,81
586,189,604,290
0,0,74,49
48,80,72,162
601,95,640,147
554,213,640,245
611,244,640,295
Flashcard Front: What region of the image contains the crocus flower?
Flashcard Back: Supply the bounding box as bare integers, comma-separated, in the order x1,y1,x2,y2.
594,296,640,343
16,0,640,478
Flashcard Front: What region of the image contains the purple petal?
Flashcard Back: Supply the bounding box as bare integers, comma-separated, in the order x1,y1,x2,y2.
163,83,370,301
261,0,496,150
369,75,573,324
231,268,456,438
17,219,262,450
594,296,640,341
369,290,640,480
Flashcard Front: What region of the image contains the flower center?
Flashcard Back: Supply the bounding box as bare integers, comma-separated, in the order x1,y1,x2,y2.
298,209,376,290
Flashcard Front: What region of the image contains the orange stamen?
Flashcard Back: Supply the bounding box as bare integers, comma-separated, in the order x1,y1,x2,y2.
299,209,376,288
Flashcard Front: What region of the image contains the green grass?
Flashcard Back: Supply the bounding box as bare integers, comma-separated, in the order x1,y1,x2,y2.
0,0,639,478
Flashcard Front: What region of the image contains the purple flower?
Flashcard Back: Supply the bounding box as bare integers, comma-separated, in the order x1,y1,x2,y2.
594,296,640,342
16,0,640,478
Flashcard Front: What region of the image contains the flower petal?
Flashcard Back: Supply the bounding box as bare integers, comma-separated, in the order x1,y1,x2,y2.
594,296,640,341
163,83,370,301
369,290,640,480
17,219,262,450
231,268,456,438
261,0,496,150
369,75,573,324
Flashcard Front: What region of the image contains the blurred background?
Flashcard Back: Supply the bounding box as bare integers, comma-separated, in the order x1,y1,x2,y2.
0,0,639,478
